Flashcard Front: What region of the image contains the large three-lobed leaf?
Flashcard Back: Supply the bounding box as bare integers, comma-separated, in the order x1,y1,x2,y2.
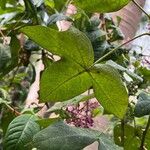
20,26,128,118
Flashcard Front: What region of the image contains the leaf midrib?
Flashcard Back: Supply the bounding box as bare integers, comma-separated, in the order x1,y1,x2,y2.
15,115,33,148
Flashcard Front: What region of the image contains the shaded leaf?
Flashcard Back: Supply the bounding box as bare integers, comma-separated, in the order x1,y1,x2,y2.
4,114,40,150
114,124,140,150
134,92,150,117
0,44,11,75
33,121,100,150
1,107,16,135
98,134,123,150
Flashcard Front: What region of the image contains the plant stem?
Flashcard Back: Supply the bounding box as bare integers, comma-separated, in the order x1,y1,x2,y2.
121,119,125,146
5,103,21,116
140,116,150,150
132,0,150,20
94,33,150,65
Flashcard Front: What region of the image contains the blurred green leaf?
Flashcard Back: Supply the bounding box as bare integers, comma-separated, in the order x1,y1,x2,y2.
33,121,101,150
137,67,150,81
134,92,150,117
0,44,11,75
114,124,140,150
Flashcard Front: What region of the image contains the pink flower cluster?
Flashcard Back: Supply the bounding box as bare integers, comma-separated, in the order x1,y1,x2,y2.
65,100,100,128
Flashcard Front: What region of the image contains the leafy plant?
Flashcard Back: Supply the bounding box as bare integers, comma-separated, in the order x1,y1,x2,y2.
0,0,150,150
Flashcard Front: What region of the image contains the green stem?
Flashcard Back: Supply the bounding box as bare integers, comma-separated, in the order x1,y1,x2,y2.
121,119,125,146
5,103,21,116
140,116,150,150
94,33,150,65
132,0,150,20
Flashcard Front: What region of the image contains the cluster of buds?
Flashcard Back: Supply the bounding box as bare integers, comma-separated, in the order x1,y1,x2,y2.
65,100,100,128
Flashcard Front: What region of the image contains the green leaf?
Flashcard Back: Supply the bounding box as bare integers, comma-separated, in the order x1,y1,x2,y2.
40,59,92,102
0,36,19,77
137,67,150,81
114,124,140,150
98,134,123,150
90,64,128,119
20,26,94,102
45,0,55,8
1,107,16,135
53,0,67,11
4,114,40,150
73,0,130,13
20,26,94,67
0,0,6,9
32,121,100,150
0,44,11,75
134,92,150,117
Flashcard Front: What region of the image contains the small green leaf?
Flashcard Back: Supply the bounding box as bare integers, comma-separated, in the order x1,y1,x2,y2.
45,0,55,8
0,43,11,75
114,124,140,150
134,92,150,117
73,0,130,13
33,121,101,150
90,64,128,119
1,107,16,135
4,114,40,150
137,67,150,81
